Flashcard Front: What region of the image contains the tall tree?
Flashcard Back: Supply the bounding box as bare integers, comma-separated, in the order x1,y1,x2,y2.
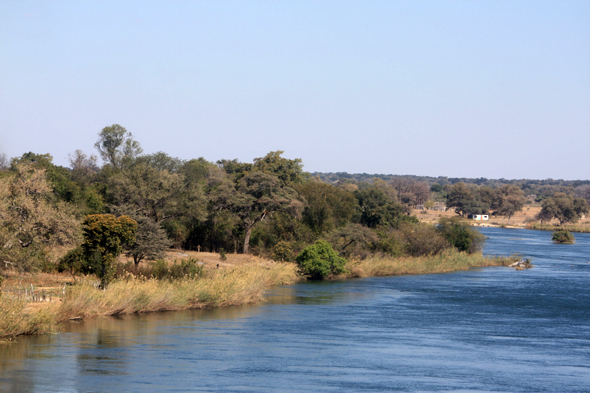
537,192,589,225
209,171,304,254
253,151,306,186
0,163,79,271
125,215,171,272
296,181,357,235
491,185,526,222
68,150,99,186
107,162,206,223
355,186,411,228
94,124,143,170
446,182,488,216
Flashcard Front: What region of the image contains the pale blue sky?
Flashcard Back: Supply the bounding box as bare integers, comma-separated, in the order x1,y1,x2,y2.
1,1,589,179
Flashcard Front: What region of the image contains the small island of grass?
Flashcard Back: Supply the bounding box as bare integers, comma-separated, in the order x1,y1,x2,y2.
551,229,575,244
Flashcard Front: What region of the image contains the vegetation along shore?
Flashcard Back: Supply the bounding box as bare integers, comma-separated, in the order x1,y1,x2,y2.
2,124,585,340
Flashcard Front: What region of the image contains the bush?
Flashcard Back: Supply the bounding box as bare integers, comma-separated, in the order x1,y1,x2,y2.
296,240,347,280
551,230,575,244
57,246,89,280
437,217,485,254
272,241,295,262
145,258,204,280
399,223,450,257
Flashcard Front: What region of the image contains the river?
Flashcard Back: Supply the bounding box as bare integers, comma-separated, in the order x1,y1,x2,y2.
1,227,589,392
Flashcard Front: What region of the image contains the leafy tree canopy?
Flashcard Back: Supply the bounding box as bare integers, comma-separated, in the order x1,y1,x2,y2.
253,151,306,186
537,192,589,225
81,214,137,287
94,124,143,170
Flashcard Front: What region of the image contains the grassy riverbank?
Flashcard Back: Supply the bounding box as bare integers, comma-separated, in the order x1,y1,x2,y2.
2,251,518,340
525,222,590,233
1,262,299,340
343,249,517,278
59,263,300,320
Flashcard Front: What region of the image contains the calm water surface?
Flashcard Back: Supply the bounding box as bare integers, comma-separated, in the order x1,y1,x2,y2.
1,227,589,392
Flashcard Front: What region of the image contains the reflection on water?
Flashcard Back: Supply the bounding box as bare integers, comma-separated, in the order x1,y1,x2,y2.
1,228,589,392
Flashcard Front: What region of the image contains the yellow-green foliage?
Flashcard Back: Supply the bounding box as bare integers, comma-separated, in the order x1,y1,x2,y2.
344,249,517,278
59,262,300,320
0,296,57,339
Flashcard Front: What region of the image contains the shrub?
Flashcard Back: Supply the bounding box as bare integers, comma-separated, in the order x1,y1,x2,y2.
296,240,347,280
146,258,204,280
437,217,485,254
272,241,295,262
399,223,449,257
57,246,88,281
551,230,575,244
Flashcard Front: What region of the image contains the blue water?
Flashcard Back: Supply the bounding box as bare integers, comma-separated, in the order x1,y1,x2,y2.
1,227,589,392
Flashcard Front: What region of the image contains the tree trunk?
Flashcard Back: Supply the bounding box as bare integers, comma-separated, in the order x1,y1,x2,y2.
243,226,253,254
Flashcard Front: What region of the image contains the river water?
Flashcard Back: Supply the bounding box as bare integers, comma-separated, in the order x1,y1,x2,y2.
1,227,589,392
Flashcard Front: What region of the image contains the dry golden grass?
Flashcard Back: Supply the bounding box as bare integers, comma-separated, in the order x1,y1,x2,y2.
58,262,300,320
343,249,517,278
0,295,58,339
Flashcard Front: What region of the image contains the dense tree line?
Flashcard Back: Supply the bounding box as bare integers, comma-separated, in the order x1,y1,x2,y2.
0,124,587,275
314,172,590,204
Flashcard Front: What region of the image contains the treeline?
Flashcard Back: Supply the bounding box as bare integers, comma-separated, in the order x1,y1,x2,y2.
314,172,590,203
0,124,587,276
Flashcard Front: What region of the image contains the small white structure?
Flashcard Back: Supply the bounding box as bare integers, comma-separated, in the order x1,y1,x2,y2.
467,214,489,221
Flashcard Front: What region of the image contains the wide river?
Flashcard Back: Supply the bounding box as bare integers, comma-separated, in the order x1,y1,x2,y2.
1,227,589,392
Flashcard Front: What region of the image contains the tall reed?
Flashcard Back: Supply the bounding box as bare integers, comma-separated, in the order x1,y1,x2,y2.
0,296,57,339
59,262,300,320
344,249,517,278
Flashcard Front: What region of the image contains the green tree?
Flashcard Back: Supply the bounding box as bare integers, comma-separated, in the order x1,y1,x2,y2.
209,172,304,254
356,186,413,228
94,124,143,170
11,152,83,204
296,240,347,280
57,246,88,281
81,214,137,287
296,181,357,235
136,151,185,173
537,192,589,225
253,151,306,186
107,162,207,223
446,182,488,216
491,185,526,222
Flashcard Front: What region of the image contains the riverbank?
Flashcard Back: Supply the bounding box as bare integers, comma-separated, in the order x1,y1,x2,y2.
343,249,517,278
413,207,590,233
1,251,518,341
1,262,299,341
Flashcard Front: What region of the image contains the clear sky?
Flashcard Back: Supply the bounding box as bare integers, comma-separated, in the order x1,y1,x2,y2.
1,1,589,179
